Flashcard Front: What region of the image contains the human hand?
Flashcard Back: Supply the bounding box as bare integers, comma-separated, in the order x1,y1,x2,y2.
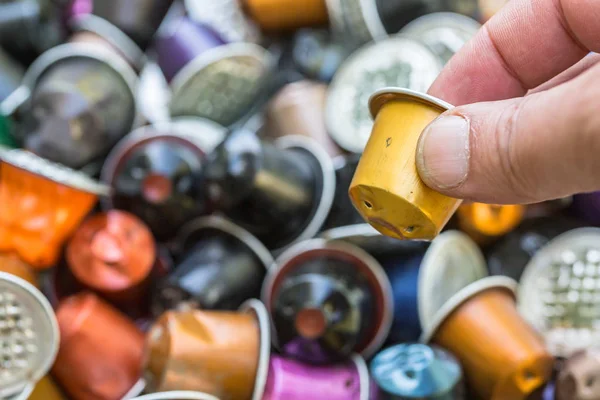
415,0,600,204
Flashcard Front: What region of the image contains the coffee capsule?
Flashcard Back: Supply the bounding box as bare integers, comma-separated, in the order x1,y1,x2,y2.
326,0,387,48
526,197,573,218
422,276,553,400
184,0,262,43
0,0,67,59
0,47,25,103
400,12,481,66
28,376,66,400
152,216,272,315
543,383,556,400
487,216,584,282
264,354,373,400
322,155,364,230
66,211,156,309
154,16,272,126
371,343,465,399
0,114,17,148
0,253,38,288
143,299,271,400
204,132,335,252
556,349,600,400
479,0,509,22
457,203,525,246
0,149,109,269
262,239,393,363
0,272,59,399
263,80,343,157
326,39,441,153
292,29,350,82
53,292,145,400
70,14,147,71
379,230,487,342
240,0,328,31
101,122,225,241
519,228,600,358
349,88,461,241
87,0,174,49
571,192,600,225
17,43,138,169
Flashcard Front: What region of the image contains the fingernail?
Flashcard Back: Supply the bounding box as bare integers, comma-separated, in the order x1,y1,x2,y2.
416,115,470,190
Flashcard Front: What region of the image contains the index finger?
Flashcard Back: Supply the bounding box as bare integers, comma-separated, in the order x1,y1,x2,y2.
428,0,600,105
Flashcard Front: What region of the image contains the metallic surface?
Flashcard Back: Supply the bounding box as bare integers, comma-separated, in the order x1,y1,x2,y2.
349,88,461,241
70,14,147,71
66,211,156,305
572,191,600,225
152,216,272,315
400,12,481,66
241,0,328,31
204,130,334,250
487,216,584,282
424,277,553,400
262,239,393,363
101,126,214,242
185,0,262,43
327,0,386,47
0,272,59,399
519,228,600,357
292,29,350,82
370,344,464,399
21,45,137,169
326,38,441,153
89,0,174,49
0,149,107,268
143,301,270,400
53,292,145,400
154,16,226,83
556,349,600,400
169,42,272,127
457,203,525,245
0,253,38,288
264,354,370,400
0,47,25,103
264,80,343,157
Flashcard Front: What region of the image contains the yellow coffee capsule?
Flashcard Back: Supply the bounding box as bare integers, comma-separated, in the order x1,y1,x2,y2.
349,88,462,241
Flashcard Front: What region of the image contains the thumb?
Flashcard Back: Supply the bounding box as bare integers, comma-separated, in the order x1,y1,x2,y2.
416,63,600,204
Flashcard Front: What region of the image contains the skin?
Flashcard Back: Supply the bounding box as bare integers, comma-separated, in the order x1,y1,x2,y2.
415,0,600,204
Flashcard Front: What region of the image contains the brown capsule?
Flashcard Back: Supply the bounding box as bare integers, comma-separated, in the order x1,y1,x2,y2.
241,0,329,31
66,211,156,307
53,292,145,400
144,300,270,400
0,252,38,288
556,349,600,400
264,80,344,157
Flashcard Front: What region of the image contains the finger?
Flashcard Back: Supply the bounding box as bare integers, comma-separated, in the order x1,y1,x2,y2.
416,63,600,204
428,0,600,105
528,52,600,94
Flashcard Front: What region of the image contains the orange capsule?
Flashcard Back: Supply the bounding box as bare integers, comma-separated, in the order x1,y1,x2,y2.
241,0,329,31
422,277,554,400
53,292,145,400
457,203,525,245
0,150,109,269
0,252,38,287
66,211,156,307
143,300,270,400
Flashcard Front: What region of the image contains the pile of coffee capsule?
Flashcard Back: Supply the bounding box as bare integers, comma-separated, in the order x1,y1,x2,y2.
2,1,600,400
